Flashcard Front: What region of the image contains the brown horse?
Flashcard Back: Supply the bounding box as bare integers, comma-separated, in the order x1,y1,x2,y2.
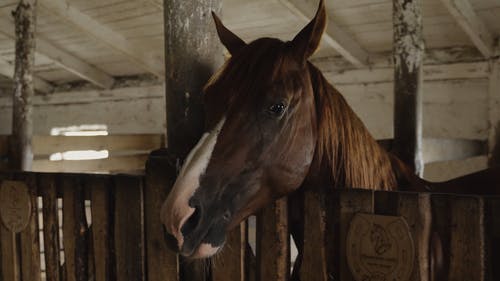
160,0,499,262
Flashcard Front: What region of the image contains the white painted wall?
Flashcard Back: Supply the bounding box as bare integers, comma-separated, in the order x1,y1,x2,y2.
0,79,490,181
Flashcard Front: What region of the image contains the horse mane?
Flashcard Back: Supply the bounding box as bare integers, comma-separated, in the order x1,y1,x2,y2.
307,62,397,190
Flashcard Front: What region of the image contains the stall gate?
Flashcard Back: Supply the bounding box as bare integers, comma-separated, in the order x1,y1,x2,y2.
0,156,499,281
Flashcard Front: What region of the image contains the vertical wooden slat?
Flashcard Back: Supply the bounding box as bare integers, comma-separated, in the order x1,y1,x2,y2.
448,196,485,281
62,175,88,281
144,153,179,281
0,226,20,281
0,173,20,281
398,192,431,281
430,194,451,281
18,173,41,281
338,189,373,281
300,188,328,281
39,174,60,281
485,197,500,280
212,222,247,281
392,0,425,175
113,174,144,281
256,198,289,281
88,176,112,281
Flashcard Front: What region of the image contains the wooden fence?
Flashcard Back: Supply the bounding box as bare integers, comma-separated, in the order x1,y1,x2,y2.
0,157,498,281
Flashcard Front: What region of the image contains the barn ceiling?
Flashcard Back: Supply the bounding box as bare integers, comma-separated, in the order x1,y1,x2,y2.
0,0,499,96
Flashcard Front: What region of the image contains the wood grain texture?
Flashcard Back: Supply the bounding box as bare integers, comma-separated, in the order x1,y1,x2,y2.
113,174,144,281
61,175,88,281
18,173,41,281
88,176,112,281
39,174,60,281
485,197,500,280
0,225,20,281
144,152,179,281
448,195,485,281
256,198,289,281
337,189,373,281
300,188,327,281
397,192,431,281
212,222,247,281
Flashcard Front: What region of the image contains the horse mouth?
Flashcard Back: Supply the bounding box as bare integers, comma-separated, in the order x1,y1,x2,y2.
183,242,222,259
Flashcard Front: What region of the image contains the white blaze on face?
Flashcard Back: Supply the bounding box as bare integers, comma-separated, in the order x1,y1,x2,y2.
161,117,226,249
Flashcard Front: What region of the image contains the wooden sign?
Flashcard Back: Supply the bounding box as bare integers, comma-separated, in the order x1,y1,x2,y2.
346,213,414,281
0,180,32,233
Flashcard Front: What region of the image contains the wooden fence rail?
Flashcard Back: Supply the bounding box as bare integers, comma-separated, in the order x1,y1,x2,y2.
0,168,498,281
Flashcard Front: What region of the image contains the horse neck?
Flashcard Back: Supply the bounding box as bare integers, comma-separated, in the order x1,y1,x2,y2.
307,63,398,191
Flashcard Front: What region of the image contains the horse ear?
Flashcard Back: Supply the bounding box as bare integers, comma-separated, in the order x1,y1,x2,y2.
290,0,326,63
212,12,246,55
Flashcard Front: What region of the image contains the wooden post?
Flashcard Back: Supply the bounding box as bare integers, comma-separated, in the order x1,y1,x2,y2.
160,1,223,280
392,0,425,176
164,0,223,159
9,0,37,170
488,56,500,167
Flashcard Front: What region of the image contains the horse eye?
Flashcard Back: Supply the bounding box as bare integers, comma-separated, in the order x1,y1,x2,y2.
268,103,287,115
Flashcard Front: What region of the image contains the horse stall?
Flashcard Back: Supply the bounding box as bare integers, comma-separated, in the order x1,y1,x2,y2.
0,0,499,281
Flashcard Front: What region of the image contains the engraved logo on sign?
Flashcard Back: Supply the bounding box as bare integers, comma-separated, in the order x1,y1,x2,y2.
346,213,414,281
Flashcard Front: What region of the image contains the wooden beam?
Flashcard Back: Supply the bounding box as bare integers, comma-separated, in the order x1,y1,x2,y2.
439,0,495,58
0,55,53,93
322,61,489,85
9,0,37,170
39,0,164,77
278,0,369,67
0,16,115,88
392,0,425,175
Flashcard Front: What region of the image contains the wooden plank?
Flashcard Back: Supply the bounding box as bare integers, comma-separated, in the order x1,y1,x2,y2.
323,61,490,85
0,226,20,281
398,192,431,281
18,173,41,281
0,135,8,156
32,135,162,155
32,154,148,173
0,16,115,89
39,0,164,77
392,0,425,175
39,174,60,281
430,194,451,281
278,0,369,67
337,189,373,281
439,0,495,57
61,174,88,281
211,222,247,281
300,188,328,281
0,54,54,93
485,197,500,280
448,195,485,280
88,176,112,281
113,174,144,281
9,0,37,170
144,152,179,281
256,198,289,281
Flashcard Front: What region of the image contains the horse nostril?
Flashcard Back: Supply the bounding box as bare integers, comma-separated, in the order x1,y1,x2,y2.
181,207,201,238
163,225,179,253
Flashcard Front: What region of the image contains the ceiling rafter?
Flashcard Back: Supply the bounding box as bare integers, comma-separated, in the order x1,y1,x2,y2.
278,0,369,68
0,16,115,89
0,56,54,93
39,0,164,78
439,0,495,58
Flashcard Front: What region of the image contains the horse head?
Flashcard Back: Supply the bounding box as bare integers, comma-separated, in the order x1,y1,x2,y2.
160,0,326,259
